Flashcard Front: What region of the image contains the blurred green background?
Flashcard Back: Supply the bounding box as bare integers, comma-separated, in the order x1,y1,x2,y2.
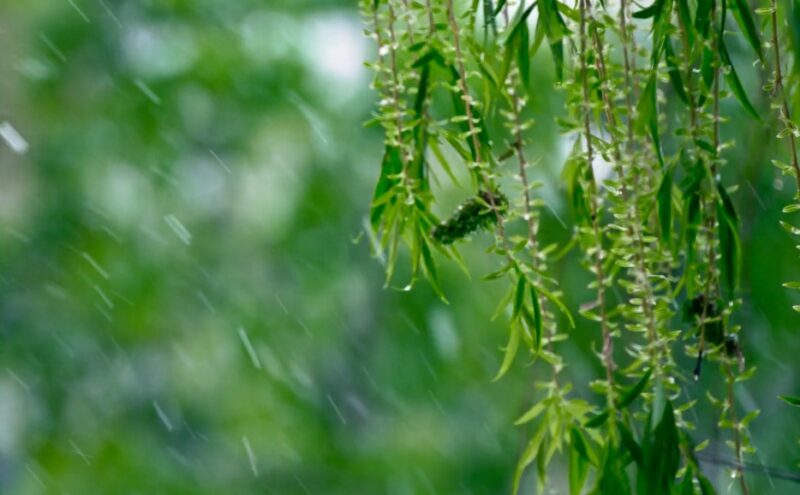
1,0,799,493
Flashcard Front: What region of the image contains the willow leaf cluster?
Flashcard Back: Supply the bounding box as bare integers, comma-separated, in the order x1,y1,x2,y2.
362,0,800,492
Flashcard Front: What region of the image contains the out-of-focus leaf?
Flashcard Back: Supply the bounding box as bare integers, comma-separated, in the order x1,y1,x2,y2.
592,444,632,494
569,428,590,495
515,401,546,425
494,320,520,381
370,146,403,228
658,171,673,243
664,38,689,105
530,283,543,350
779,395,800,406
636,74,663,166
512,274,526,320
719,39,760,119
421,237,448,302
695,0,713,38
731,0,764,61
513,420,548,494
633,4,658,19
647,401,680,495
617,368,653,409
585,410,610,428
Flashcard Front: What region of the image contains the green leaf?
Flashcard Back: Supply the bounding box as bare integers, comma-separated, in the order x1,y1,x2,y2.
515,401,546,425
779,395,800,407
550,39,565,82
649,401,680,495
592,444,632,495
370,146,403,229
698,475,717,495
421,238,448,303
619,422,643,467
717,201,741,300
783,203,800,213
512,274,526,321
585,410,610,428
492,284,515,321
494,321,520,381
676,0,694,47
695,0,713,38
719,39,760,119
501,3,536,84
513,420,548,494
633,3,658,19
782,281,800,289
569,428,590,495
636,75,663,166
657,171,673,243
700,46,715,94
716,183,739,224
517,19,531,90
731,0,764,62
679,466,695,495
664,38,689,105
617,369,653,409
537,0,567,81
530,283,543,351
531,281,576,328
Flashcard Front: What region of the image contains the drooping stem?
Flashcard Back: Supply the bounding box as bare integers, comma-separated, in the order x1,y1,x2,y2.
579,0,615,435
445,0,508,243
618,0,635,147
770,0,800,191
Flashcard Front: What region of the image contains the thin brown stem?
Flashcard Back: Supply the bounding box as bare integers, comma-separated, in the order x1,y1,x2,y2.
579,0,615,434
771,0,800,191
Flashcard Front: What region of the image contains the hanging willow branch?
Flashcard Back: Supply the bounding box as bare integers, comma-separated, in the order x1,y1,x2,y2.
359,0,794,492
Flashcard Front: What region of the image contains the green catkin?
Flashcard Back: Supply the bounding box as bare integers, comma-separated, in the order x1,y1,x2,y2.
431,190,508,245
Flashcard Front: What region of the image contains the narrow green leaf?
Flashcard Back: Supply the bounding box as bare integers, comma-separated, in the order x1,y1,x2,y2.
783,203,800,213
633,4,658,19
617,369,653,409
593,445,632,494
695,0,713,38
518,21,531,90
731,0,764,61
676,0,694,47
492,284,515,321
636,75,657,147
512,274,526,320
513,421,548,494
421,239,448,303
532,281,576,328
530,283,543,351
718,202,741,300
515,401,546,425
657,171,673,243
716,183,739,224
664,38,689,105
370,146,403,228
679,466,694,495
569,428,590,495
619,422,643,467
494,321,520,381
585,410,610,428
719,39,760,119
650,401,680,494
698,475,717,495
779,395,800,407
